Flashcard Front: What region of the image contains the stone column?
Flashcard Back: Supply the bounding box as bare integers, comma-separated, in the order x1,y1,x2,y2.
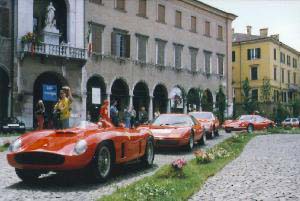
81,91,87,120
183,100,187,114
148,96,153,120
167,98,171,113
129,93,133,109
107,93,111,118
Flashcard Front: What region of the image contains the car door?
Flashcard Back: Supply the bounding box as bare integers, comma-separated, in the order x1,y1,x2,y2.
123,128,146,161
255,116,268,130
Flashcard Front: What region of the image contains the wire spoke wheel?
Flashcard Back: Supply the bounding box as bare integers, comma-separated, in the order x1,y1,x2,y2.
97,146,111,178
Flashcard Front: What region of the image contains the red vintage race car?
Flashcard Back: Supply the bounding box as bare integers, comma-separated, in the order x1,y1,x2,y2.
223,115,274,133
140,114,205,150
189,111,220,139
7,120,154,182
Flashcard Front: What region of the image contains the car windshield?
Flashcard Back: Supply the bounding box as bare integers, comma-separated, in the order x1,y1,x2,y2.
74,121,98,129
190,112,212,119
152,114,193,126
238,115,253,121
284,118,291,122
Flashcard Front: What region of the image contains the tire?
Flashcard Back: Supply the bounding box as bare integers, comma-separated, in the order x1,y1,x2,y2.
90,142,114,182
267,124,273,130
199,132,206,145
141,137,155,167
225,129,231,133
206,131,213,139
213,126,219,136
15,169,42,183
247,124,254,133
185,133,194,151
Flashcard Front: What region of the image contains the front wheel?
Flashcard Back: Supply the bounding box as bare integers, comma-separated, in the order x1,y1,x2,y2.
199,133,206,145
15,169,42,183
213,126,219,136
141,137,155,166
90,142,113,182
247,124,254,133
225,129,231,133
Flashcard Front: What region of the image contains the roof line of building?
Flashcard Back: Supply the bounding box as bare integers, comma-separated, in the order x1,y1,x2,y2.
233,37,300,55
181,0,238,20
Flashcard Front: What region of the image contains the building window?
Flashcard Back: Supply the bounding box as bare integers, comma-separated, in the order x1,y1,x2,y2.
280,52,285,63
204,51,212,74
115,0,125,10
293,58,297,68
155,39,167,66
204,21,210,36
91,23,104,53
189,47,198,72
287,55,291,66
0,7,9,37
191,16,196,32
251,66,258,80
174,44,183,68
288,71,290,84
89,0,103,5
217,25,223,40
111,30,130,58
251,89,258,101
273,48,276,60
232,51,235,62
294,72,297,84
157,4,165,23
247,48,261,60
281,69,285,83
136,34,148,62
217,54,224,76
138,0,147,17
274,67,277,81
175,10,182,28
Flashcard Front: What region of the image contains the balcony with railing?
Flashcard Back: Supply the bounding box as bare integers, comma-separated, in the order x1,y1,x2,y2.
21,42,87,60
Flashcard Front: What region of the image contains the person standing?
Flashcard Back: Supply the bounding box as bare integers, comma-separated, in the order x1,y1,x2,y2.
124,107,131,128
110,100,119,126
154,108,160,119
130,107,137,128
54,90,71,129
99,99,110,121
35,100,45,130
139,106,148,124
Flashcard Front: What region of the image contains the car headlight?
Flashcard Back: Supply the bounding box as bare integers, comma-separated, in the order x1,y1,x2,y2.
74,140,87,155
9,138,22,152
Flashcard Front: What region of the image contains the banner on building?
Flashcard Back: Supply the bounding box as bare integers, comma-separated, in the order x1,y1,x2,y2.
92,87,101,104
43,84,57,102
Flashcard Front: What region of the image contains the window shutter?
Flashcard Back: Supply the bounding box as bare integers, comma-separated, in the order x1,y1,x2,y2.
92,25,102,53
111,32,116,55
125,34,130,58
175,11,181,27
256,48,261,58
139,0,147,16
158,5,165,22
191,16,196,32
138,37,147,62
247,49,251,60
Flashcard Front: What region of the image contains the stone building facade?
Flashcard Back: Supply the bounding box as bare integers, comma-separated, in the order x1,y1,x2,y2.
83,0,236,121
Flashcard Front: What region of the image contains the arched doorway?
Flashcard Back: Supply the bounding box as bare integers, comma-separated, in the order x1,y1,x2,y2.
201,89,213,112
170,86,185,113
0,67,9,120
133,81,149,119
33,0,67,42
111,78,129,118
153,84,168,114
187,88,201,112
33,72,68,128
86,75,106,122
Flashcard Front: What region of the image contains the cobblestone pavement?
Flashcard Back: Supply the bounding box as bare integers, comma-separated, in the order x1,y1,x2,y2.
190,134,300,201
0,131,232,201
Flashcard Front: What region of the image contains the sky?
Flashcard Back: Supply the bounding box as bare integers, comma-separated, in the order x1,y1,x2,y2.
200,0,300,51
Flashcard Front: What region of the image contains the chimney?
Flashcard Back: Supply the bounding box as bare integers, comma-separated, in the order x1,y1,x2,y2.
246,26,252,35
260,28,268,37
271,34,280,41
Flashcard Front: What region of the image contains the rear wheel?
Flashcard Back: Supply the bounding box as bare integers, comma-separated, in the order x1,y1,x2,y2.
267,124,273,130
225,129,231,133
141,137,155,166
247,124,254,133
15,169,42,183
213,126,219,136
90,142,113,182
186,133,194,151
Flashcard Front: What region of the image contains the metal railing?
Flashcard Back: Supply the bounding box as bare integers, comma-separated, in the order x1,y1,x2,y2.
22,42,87,60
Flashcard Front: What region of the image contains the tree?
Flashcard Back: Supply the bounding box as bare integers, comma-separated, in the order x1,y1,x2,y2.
201,90,213,112
261,78,271,103
215,86,226,123
292,98,300,117
242,78,257,114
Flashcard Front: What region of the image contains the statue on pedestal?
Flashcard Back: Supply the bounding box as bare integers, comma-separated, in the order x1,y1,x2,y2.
45,2,56,28
42,2,60,45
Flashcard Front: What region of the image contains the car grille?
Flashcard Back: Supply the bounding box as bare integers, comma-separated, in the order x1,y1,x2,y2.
15,152,65,165
156,140,179,146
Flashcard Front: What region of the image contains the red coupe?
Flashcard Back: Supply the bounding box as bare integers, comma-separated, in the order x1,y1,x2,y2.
223,115,274,133
140,114,205,150
7,120,154,182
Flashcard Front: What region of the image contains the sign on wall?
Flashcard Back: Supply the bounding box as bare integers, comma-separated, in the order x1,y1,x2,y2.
92,87,101,104
42,84,57,102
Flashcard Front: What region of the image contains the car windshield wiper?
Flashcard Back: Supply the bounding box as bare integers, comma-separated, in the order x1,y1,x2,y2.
170,122,186,125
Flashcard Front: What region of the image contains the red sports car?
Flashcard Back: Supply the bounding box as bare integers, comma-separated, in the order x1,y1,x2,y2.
7,120,154,182
223,115,274,133
140,114,205,150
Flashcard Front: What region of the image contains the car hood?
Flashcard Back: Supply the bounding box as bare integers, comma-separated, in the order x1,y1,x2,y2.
141,125,190,138
224,120,244,126
17,128,97,155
